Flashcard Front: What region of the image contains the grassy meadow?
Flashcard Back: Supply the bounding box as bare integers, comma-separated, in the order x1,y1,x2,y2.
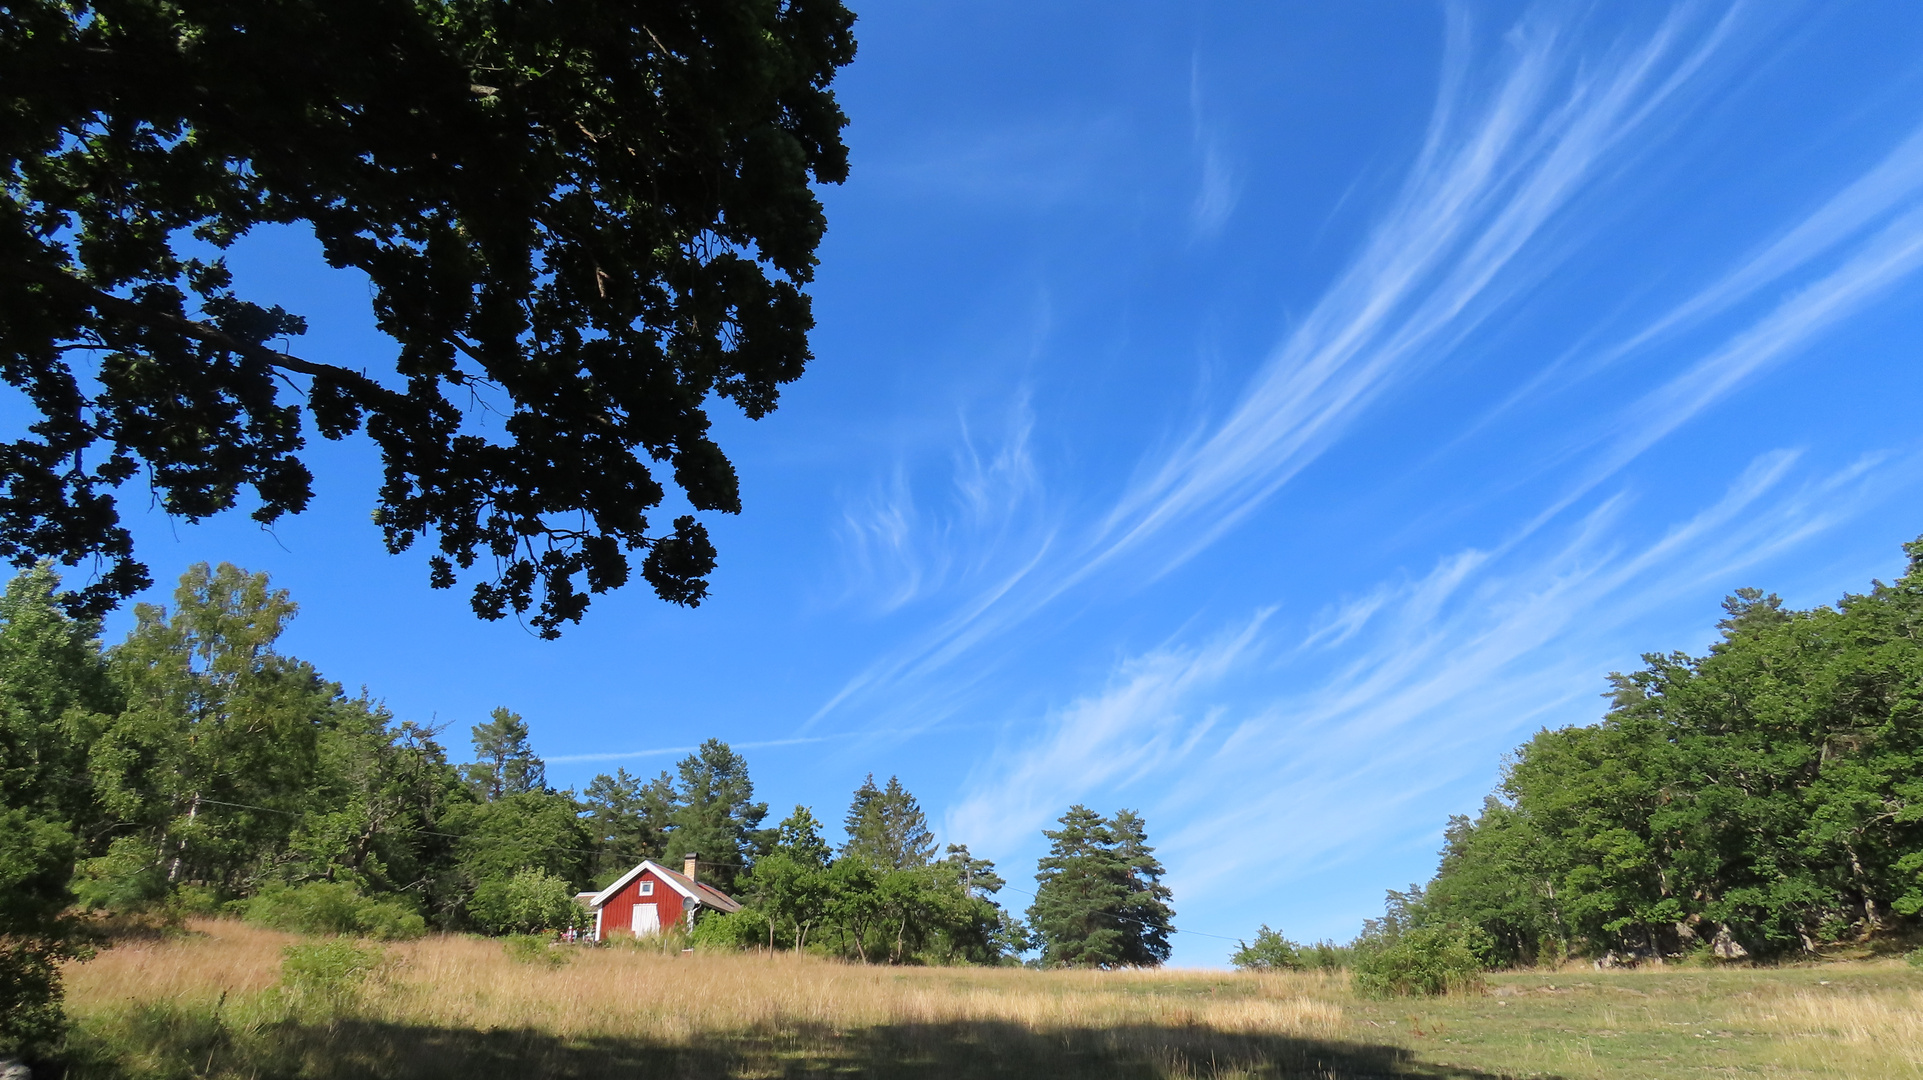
57,920,1923,1079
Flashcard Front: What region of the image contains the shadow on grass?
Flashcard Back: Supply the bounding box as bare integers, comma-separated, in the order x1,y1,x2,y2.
62,1006,1553,1080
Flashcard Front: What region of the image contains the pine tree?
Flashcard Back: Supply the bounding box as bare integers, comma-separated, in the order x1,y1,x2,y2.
580,767,676,883
1027,805,1174,968
776,805,835,870
841,774,937,869
944,843,1006,898
1028,805,1129,967
463,708,546,800
663,739,769,892
1110,809,1175,965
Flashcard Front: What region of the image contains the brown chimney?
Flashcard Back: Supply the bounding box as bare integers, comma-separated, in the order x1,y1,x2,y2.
684,852,698,882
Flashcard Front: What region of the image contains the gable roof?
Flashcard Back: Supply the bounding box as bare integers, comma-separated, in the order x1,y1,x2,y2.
587,860,742,913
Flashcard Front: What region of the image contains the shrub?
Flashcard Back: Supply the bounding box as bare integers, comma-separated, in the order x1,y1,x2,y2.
353,897,428,941
468,868,584,936
1906,948,1923,970
1231,925,1303,971
690,908,760,951
245,883,425,940
503,934,572,968
71,835,168,911
1303,940,1354,971
1351,924,1488,998
279,939,383,1013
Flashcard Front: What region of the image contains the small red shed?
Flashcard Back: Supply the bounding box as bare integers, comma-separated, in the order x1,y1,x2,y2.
581,853,741,941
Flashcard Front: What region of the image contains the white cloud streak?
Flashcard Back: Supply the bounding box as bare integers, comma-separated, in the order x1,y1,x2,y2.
547,734,848,766
949,446,1920,945
819,5,1750,722
1088,5,1734,577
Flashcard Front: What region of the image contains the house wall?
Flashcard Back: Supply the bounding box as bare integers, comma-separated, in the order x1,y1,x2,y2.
596,869,688,940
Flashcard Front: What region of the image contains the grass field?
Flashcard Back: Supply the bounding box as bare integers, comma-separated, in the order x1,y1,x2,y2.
57,920,1923,1079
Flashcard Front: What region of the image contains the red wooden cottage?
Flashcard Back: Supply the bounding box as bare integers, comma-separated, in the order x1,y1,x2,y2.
579,853,741,941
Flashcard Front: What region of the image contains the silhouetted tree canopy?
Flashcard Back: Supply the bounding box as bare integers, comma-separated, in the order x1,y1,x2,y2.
0,0,857,635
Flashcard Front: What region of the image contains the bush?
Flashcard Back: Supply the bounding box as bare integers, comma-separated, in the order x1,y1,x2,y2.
244,882,425,940
1303,940,1353,971
503,933,572,968
1906,948,1923,970
71,835,169,912
279,939,383,1013
1351,924,1488,998
1231,925,1303,971
689,908,760,951
468,868,585,936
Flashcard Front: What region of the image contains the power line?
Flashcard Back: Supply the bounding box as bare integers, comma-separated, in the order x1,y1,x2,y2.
995,881,1243,943
189,797,744,870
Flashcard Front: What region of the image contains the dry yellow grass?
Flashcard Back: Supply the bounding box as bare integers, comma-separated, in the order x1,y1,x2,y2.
58,920,1923,1079
70,920,1343,1042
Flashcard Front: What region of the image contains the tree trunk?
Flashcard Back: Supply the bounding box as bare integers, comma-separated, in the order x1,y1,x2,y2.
167,792,201,883
1847,843,1883,933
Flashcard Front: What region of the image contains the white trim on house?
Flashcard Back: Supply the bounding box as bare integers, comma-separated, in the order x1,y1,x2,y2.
588,859,702,908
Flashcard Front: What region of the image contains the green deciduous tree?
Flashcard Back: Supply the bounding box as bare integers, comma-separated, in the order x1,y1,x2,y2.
86,563,337,897
0,0,857,635
468,866,584,936
1230,926,1304,971
439,789,589,926
0,564,112,1058
736,805,834,951
1420,536,1923,961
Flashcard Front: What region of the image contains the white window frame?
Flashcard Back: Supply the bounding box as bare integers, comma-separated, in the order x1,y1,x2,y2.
640,880,654,896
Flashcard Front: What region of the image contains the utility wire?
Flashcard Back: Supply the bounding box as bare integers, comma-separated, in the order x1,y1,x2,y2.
994,881,1243,943
189,797,745,871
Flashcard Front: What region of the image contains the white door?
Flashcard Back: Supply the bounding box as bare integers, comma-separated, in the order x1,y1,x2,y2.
633,903,661,936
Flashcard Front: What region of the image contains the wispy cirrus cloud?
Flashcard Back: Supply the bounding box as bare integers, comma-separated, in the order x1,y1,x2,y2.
946,610,1271,848
947,445,1922,931
1091,5,1735,575
832,394,1048,617
819,4,1747,723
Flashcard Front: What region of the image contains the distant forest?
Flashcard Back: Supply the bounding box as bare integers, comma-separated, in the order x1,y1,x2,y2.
1390,535,1923,964
2,560,1183,1049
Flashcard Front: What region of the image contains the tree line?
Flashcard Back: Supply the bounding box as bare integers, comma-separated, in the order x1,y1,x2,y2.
1239,534,1923,984
0,561,1178,1058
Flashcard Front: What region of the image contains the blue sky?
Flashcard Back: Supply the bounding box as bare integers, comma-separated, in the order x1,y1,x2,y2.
54,2,1923,964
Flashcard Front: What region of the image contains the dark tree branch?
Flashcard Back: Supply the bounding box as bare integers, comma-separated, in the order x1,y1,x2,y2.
5,259,390,400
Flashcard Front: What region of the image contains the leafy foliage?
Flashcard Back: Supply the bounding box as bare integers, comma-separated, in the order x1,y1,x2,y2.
278,939,384,1014
1415,536,1923,962
244,882,424,940
1350,924,1488,999
468,867,583,936
716,791,1026,965
1230,925,1304,971
0,0,857,634
0,564,109,1057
